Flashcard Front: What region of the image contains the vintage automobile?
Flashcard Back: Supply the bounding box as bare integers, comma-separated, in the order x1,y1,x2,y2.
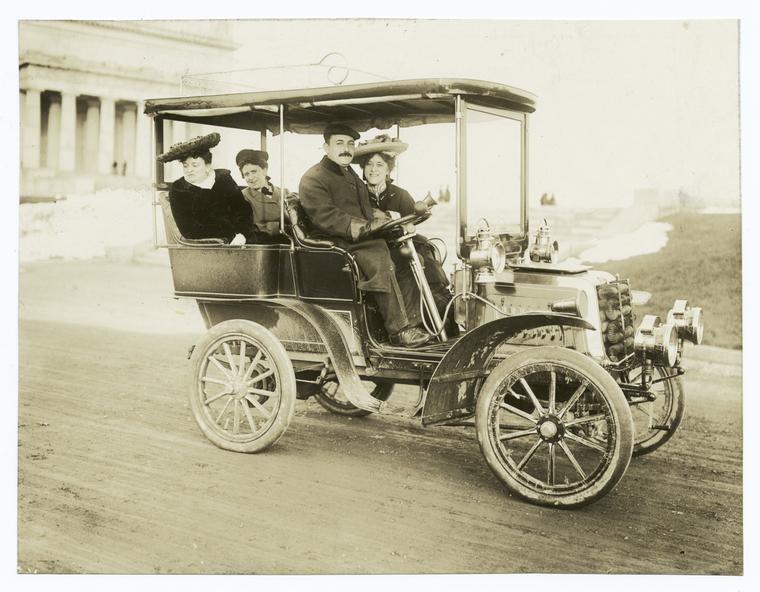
145,78,704,508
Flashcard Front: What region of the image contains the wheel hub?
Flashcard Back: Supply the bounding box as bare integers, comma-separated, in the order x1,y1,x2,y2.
231,379,248,399
536,415,564,443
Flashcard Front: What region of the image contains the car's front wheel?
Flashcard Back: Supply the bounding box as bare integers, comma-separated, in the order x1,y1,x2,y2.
475,347,634,508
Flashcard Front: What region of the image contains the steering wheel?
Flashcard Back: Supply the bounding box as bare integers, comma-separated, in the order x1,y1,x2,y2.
365,211,432,239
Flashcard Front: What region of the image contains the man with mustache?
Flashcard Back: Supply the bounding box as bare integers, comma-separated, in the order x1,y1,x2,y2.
299,123,431,347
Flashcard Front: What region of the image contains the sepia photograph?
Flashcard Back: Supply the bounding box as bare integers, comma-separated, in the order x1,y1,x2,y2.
8,3,757,589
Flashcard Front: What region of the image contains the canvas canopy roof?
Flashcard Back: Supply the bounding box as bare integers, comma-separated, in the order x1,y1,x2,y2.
144,78,537,135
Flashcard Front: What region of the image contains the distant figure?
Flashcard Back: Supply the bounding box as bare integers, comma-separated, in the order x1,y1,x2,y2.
540,192,556,206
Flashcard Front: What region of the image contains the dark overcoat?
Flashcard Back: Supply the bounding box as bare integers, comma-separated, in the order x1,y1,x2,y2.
299,156,395,293
369,182,449,286
169,169,252,242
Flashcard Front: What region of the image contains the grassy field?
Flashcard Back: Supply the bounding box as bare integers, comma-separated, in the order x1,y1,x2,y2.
596,212,742,349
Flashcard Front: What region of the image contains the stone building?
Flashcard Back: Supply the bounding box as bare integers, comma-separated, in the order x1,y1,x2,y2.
19,20,239,198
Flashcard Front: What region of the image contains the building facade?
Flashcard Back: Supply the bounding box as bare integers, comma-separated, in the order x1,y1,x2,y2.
19,20,239,197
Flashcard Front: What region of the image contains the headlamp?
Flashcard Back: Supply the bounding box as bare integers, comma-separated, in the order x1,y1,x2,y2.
666,299,704,345
634,314,679,367
469,221,506,283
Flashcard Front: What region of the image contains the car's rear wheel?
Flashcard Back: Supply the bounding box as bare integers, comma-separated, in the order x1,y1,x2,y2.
314,380,393,417
475,347,633,508
189,320,296,453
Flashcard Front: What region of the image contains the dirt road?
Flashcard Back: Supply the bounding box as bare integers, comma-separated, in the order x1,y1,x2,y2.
17,260,743,574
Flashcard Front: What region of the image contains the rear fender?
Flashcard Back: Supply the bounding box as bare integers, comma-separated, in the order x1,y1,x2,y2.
421,313,595,426
266,299,382,412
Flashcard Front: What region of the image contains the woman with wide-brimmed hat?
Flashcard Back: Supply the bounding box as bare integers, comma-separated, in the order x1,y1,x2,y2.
234,149,289,244
157,132,253,245
353,134,457,335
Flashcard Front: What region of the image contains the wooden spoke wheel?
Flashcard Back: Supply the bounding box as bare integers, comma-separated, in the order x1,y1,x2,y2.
624,365,685,456
476,347,634,508
189,320,296,453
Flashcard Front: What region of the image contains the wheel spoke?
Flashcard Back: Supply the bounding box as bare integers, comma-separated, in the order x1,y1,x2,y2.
222,343,238,376
519,378,545,415
558,439,587,479
201,375,231,388
547,442,555,486
516,438,543,471
214,398,233,425
233,398,240,435
209,357,234,380
548,371,556,414
499,427,537,441
203,388,233,405
238,340,247,377
242,349,263,382
245,395,273,418
248,368,274,385
557,382,588,419
248,387,278,399
565,430,607,453
500,399,538,424
241,400,258,432
564,413,607,427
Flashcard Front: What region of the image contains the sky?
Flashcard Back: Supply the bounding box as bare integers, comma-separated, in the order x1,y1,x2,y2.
194,19,745,209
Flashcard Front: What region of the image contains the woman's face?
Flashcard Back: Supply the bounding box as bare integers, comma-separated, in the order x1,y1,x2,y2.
363,154,390,186
241,163,268,190
182,157,212,184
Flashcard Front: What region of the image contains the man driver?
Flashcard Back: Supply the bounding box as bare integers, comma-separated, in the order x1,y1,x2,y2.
299,123,431,348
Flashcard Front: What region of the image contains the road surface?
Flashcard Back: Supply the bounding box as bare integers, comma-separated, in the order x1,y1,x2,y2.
17,259,743,575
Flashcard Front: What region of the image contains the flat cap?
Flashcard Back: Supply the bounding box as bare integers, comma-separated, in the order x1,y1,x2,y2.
156,132,220,163
236,149,269,169
323,123,360,142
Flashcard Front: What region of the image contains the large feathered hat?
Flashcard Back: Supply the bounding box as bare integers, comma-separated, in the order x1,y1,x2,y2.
352,134,409,164
156,132,221,163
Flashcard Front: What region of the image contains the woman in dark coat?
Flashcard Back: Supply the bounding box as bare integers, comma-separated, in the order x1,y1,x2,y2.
158,132,253,245
354,134,456,334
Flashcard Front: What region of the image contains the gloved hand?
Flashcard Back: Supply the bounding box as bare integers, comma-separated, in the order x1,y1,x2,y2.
349,217,391,241
230,233,246,246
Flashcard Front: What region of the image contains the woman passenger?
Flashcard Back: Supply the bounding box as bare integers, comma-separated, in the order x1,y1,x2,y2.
158,132,252,245
235,149,289,244
353,134,457,335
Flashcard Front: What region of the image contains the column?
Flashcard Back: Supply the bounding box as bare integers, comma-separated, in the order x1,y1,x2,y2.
134,100,151,178
97,97,115,174
121,104,137,176
84,98,100,173
46,96,61,170
59,92,76,172
21,89,41,169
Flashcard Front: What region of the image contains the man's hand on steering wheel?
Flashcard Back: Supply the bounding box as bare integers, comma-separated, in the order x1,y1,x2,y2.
363,211,431,239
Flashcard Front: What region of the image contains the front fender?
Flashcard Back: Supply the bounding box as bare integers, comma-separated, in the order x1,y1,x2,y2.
421,313,594,426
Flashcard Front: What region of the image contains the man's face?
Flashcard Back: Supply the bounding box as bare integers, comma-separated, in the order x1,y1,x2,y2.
241,163,267,190
182,156,212,184
324,134,355,167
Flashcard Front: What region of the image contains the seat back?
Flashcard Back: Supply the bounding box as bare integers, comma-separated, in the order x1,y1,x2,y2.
157,191,225,246
284,194,334,249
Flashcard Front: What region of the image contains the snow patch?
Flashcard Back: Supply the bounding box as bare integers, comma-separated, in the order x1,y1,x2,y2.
577,221,673,264
20,188,155,262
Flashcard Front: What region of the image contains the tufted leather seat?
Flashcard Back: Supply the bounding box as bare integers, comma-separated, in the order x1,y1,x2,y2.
284,194,334,249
